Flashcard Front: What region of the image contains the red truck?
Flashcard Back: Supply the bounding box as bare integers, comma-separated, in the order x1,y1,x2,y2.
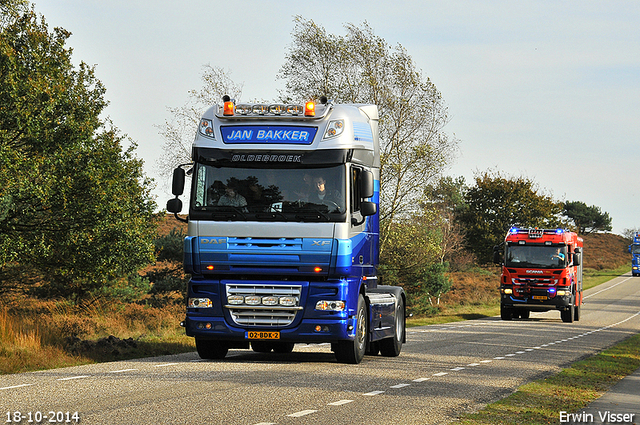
494,227,584,322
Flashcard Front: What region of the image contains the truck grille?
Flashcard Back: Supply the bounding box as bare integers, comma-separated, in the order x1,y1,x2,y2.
225,284,302,327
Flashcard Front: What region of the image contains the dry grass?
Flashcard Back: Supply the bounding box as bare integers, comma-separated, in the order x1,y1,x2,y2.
0,294,193,374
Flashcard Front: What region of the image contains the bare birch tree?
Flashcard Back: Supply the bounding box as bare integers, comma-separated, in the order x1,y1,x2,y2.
278,17,459,255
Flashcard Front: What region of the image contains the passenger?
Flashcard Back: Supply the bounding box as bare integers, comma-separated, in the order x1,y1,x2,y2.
217,183,248,210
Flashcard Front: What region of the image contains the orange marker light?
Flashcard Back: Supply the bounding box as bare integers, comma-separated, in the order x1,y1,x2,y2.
314,266,322,273
223,101,235,116
207,265,214,270
304,101,315,117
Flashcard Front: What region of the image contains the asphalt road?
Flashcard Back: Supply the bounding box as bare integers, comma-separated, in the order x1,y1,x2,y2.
2,273,639,425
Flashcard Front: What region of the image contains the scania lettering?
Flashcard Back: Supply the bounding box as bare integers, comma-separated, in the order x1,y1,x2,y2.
167,96,405,364
629,232,640,277
494,227,584,323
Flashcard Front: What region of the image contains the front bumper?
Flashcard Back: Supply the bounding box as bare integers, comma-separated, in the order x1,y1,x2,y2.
184,315,357,343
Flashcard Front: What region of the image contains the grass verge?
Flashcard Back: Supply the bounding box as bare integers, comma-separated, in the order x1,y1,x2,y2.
458,332,640,424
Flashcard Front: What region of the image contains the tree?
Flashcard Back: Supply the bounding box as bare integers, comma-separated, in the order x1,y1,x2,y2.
0,3,156,299
156,65,243,181
563,201,612,234
422,176,470,268
278,17,459,256
458,170,563,263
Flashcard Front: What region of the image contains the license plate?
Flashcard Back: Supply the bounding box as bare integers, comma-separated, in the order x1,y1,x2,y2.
246,331,280,340
532,295,547,300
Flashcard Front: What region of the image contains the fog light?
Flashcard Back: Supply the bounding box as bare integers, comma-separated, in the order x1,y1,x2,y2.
502,288,513,295
279,296,297,307
245,295,261,305
227,295,244,305
262,296,278,306
315,300,346,311
189,298,213,308
557,290,566,296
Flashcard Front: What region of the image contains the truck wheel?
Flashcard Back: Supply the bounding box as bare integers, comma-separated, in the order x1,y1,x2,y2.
334,294,367,364
574,305,581,321
272,342,295,354
379,296,404,357
519,310,530,320
500,304,513,320
561,306,574,323
196,338,229,359
251,341,273,353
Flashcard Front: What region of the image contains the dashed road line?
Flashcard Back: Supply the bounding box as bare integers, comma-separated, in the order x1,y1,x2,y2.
287,410,317,418
363,390,385,396
328,400,353,406
57,375,90,381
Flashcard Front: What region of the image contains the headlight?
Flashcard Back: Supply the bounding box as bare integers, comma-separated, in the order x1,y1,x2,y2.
323,120,344,139
315,300,346,311
188,298,213,308
198,119,215,139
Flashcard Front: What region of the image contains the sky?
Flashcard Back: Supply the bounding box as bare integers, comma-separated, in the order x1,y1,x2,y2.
31,0,640,235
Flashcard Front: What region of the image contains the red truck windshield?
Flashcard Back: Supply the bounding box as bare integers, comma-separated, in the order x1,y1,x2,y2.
505,245,568,269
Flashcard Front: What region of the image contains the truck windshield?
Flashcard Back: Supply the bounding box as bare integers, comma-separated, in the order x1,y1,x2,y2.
190,163,346,222
505,245,568,268
632,245,640,255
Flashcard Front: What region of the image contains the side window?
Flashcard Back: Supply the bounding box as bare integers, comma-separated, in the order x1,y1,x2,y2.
350,166,362,213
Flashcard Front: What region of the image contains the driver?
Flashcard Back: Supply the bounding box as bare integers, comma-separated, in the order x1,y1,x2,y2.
310,175,340,203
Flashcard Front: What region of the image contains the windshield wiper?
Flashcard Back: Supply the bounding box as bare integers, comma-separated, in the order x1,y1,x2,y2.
209,206,248,221
254,211,289,221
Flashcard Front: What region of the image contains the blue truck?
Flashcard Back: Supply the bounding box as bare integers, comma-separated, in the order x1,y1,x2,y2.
630,233,640,277
167,96,405,364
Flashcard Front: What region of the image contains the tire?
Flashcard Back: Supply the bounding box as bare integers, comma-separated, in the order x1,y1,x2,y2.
334,294,367,364
574,305,581,321
196,338,229,359
251,341,273,353
519,310,530,320
500,304,513,320
561,305,574,323
379,296,404,357
272,342,295,354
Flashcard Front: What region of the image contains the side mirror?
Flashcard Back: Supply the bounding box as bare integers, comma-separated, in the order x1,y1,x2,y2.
361,201,377,217
493,246,502,265
573,252,581,267
166,198,182,214
172,168,185,196
360,170,374,199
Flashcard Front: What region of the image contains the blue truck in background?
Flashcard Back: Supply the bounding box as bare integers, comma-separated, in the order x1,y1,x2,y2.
630,233,640,277
167,96,405,364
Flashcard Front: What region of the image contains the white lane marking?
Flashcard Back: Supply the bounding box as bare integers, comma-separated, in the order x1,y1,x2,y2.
505,354,516,357
390,383,411,389
0,383,34,390
585,277,632,299
493,356,505,360
154,363,179,367
413,377,430,382
467,363,481,367
328,400,353,406
57,375,90,381
450,367,465,371
253,423,276,425
432,372,448,377
287,410,317,417
363,390,385,396
109,368,138,373
480,360,492,363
